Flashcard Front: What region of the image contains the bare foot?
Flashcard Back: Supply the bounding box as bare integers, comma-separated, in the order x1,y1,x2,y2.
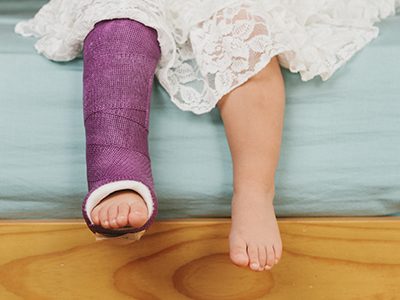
229,188,283,271
90,189,149,229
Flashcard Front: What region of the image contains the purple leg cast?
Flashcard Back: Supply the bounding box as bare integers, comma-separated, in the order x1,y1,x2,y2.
81,18,161,240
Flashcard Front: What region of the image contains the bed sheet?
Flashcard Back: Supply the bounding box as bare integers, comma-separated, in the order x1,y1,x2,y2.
1,0,399,219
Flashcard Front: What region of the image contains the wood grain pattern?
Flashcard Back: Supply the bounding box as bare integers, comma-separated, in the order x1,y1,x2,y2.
0,217,399,299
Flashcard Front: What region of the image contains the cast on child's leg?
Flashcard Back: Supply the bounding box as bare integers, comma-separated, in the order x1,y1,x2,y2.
81,18,161,238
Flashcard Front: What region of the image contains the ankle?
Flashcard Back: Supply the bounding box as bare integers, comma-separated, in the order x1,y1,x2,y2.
233,184,275,198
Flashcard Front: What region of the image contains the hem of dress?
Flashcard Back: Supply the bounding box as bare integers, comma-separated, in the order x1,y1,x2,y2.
167,26,381,116
159,0,394,115
13,0,400,116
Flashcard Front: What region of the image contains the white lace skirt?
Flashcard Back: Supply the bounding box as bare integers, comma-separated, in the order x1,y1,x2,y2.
15,0,400,115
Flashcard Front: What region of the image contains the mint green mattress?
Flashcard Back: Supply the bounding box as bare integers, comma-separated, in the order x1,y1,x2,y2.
1,0,399,219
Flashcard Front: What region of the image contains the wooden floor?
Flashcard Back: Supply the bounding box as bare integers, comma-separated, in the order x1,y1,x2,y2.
0,217,399,299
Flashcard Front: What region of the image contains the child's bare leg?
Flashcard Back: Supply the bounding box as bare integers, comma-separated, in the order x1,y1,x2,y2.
216,56,285,271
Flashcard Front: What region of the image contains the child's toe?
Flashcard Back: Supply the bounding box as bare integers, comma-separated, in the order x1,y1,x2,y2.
116,202,130,227
265,245,275,269
108,204,120,228
91,207,100,225
229,235,249,267
99,207,110,229
248,243,260,271
273,243,282,264
258,245,267,270
128,203,148,228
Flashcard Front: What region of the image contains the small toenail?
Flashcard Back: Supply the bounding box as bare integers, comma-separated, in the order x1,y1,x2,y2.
250,263,258,269
118,216,125,220
111,218,117,224
104,220,109,225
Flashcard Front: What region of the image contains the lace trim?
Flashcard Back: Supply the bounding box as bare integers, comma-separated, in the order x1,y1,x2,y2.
14,0,399,115
166,2,288,114
165,0,398,114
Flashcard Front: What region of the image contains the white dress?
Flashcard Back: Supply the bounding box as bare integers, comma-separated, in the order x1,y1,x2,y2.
15,0,400,115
